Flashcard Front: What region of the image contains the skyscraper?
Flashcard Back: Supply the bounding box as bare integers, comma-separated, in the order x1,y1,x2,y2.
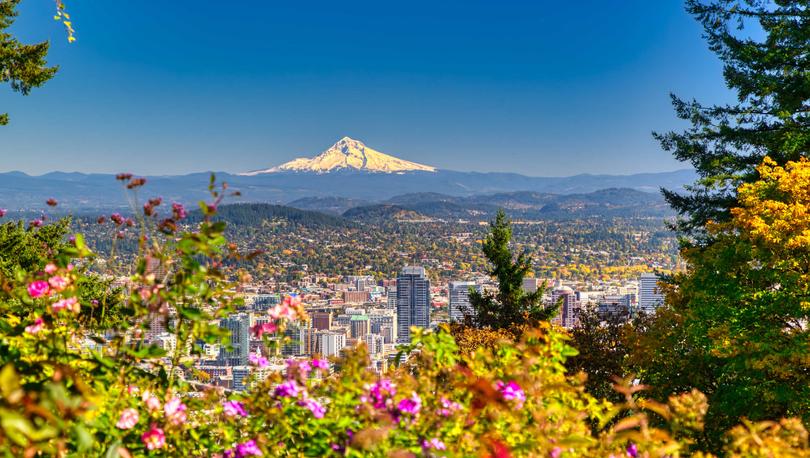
638,273,664,314
449,281,482,322
219,313,251,366
396,266,431,343
551,286,581,328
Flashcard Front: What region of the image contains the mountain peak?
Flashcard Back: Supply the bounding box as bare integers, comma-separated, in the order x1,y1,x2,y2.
241,137,437,175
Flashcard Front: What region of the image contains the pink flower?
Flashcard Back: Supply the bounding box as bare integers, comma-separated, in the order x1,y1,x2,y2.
29,219,43,228
116,408,139,430
249,352,268,368
127,385,140,395
251,322,277,338
274,381,301,398
496,380,526,407
286,359,312,379
52,297,79,313
225,439,263,457
141,424,166,450
164,396,187,425
422,438,446,451
48,275,69,292
438,396,462,416
222,400,248,418
0,209,6,217
361,379,396,409
25,317,44,334
27,281,50,298
298,396,326,419
172,202,187,220
44,264,57,274
311,358,329,371
396,392,421,416
142,391,161,412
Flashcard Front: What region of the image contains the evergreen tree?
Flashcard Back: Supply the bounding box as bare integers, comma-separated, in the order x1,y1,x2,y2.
655,0,810,239
1,0,58,125
468,210,557,329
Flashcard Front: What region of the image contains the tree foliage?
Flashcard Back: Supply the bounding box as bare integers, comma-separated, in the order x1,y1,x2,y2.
468,210,558,329
0,0,58,125
655,0,810,238
634,157,810,449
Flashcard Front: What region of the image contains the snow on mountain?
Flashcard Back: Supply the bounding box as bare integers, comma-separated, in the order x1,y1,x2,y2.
241,137,437,175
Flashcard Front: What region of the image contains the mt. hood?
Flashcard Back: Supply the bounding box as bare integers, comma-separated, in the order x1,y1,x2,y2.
242,137,437,175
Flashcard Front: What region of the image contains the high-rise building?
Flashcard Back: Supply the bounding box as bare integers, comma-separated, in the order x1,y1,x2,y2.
638,273,664,314
350,315,370,338
369,310,396,343
551,286,581,328
386,287,397,309
318,331,347,357
363,333,385,356
219,313,251,366
522,277,538,293
311,311,332,331
449,281,481,322
396,266,431,343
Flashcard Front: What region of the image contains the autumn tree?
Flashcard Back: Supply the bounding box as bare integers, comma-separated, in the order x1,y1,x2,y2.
468,210,557,329
634,157,810,449
655,0,810,239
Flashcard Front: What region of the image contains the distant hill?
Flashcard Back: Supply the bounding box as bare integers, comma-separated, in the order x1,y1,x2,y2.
342,204,426,221
193,203,355,229
287,196,371,215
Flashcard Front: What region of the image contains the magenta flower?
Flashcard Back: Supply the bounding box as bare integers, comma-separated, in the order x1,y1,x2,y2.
25,317,44,335
222,400,248,418
422,438,447,451
44,264,57,274
311,358,329,371
438,396,462,416
286,359,312,379
298,397,326,418
550,447,562,458
225,439,263,457
172,202,187,220
249,352,269,368
52,297,79,313
274,380,301,398
496,380,526,407
626,443,638,458
27,280,50,298
397,392,422,416
29,219,43,228
361,379,396,409
0,209,6,217
116,408,139,430
48,275,69,292
164,396,187,425
141,424,166,450
251,322,277,338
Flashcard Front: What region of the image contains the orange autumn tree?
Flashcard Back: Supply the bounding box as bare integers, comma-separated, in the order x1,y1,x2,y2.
633,157,810,449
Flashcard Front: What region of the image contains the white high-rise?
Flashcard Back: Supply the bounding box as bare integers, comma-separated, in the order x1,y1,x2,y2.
449,281,482,322
638,273,664,314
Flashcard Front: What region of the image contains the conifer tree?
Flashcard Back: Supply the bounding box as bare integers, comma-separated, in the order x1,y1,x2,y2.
468,210,557,329
1,0,58,125
655,0,810,239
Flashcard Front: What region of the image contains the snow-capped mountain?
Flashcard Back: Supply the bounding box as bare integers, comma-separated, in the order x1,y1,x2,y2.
242,137,437,175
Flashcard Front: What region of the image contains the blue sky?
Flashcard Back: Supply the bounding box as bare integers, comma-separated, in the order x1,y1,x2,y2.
0,0,730,176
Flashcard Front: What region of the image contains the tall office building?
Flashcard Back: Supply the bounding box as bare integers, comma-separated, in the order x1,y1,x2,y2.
386,287,397,309
318,331,347,357
551,286,581,328
638,273,664,314
449,281,481,322
350,315,370,338
219,313,251,366
364,333,385,356
396,266,431,343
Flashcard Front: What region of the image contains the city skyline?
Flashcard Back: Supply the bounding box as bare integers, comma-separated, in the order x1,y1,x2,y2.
1,1,728,176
